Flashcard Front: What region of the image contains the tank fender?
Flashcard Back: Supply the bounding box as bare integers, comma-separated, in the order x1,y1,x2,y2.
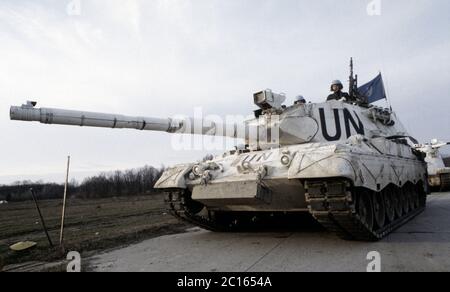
288,151,357,182
155,164,193,189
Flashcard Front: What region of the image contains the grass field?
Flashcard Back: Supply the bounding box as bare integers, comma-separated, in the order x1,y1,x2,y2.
0,194,191,270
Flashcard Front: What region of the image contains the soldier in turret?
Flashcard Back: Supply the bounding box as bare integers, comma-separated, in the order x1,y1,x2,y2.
327,80,351,101
294,95,306,105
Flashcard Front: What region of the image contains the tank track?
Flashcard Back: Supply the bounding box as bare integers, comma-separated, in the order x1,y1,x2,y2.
305,179,426,241
440,173,450,192
164,190,320,232
164,179,427,241
164,190,230,232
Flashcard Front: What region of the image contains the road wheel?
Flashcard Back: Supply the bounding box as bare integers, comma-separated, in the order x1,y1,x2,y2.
394,187,404,218
412,185,420,209
401,187,411,215
383,188,396,223
372,191,386,229
357,191,374,230
407,185,416,211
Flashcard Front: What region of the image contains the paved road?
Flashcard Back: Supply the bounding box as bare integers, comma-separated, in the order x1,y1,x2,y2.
89,193,450,272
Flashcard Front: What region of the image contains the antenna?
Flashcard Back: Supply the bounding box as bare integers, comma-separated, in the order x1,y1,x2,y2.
349,57,358,98
349,58,354,95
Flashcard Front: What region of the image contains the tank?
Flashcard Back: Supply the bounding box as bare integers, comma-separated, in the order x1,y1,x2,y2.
9,71,429,242
415,139,450,191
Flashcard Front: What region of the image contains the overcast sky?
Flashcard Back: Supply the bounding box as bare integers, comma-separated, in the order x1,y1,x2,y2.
1,0,449,184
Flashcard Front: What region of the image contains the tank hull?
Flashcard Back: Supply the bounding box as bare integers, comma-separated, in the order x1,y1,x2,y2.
157,138,427,241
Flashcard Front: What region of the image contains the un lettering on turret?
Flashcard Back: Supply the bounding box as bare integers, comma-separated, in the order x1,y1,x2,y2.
318,107,365,141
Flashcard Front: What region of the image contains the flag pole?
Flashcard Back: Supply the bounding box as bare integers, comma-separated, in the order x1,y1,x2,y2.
379,70,393,111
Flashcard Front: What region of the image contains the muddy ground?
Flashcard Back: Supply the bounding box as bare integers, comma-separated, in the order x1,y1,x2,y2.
0,194,191,271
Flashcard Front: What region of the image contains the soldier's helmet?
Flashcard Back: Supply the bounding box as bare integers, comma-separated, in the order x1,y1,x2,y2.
294,95,306,104
331,80,343,91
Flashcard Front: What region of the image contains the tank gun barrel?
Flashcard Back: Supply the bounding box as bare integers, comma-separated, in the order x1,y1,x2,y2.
432,142,450,149
10,102,242,139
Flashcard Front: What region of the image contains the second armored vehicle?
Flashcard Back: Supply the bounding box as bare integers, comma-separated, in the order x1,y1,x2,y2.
415,139,450,191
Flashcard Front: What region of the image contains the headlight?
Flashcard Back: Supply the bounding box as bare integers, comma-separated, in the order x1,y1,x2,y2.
242,161,251,169
281,155,291,166
192,165,202,176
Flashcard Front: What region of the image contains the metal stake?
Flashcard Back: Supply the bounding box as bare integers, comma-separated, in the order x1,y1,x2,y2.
30,188,54,248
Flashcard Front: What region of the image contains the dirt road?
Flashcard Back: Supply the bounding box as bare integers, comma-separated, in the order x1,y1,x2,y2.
88,193,450,272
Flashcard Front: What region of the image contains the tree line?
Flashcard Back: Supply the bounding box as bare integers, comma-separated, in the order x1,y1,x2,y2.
0,165,164,202
2,157,448,202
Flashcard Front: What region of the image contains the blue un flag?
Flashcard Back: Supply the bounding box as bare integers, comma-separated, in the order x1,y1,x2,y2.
357,73,387,104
